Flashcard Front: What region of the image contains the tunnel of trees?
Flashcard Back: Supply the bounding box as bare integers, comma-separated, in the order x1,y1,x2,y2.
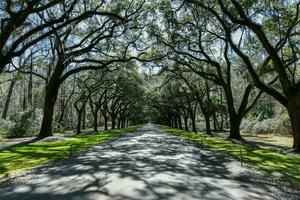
0,0,299,152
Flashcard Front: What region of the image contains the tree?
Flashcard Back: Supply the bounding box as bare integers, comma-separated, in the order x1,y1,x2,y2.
37,0,152,137
154,3,262,139
186,0,300,150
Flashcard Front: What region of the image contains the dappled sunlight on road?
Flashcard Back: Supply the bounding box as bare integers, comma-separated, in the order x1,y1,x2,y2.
0,124,297,200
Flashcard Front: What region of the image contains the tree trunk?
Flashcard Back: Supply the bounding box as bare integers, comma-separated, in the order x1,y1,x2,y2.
220,89,224,131
191,114,196,132
213,112,218,131
178,116,182,129
228,114,242,139
82,104,86,130
104,116,108,130
190,104,197,132
117,118,121,129
287,90,300,151
223,85,242,140
2,79,15,119
28,55,33,107
123,118,126,128
174,116,178,128
111,116,116,129
22,85,27,111
203,113,212,135
76,111,82,135
39,82,60,137
184,117,188,131
93,109,98,132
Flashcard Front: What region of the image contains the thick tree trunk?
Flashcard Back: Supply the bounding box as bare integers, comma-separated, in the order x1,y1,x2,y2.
204,113,212,135
111,116,116,129
178,116,182,129
93,110,98,132
228,115,242,139
287,90,300,151
76,111,82,135
39,82,60,137
223,85,242,140
2,79,15,119
104,116,108,130
191,114,197,132
213,112,218,131
184,117,188,131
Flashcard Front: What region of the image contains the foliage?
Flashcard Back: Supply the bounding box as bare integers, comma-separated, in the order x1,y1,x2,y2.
241,117,292,135
0,109,42,138
0,119,15,137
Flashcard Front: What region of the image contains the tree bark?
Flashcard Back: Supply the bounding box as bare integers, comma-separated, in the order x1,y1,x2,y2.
2,79,15,119
220,88,224,131
93,109,99,132
213,112,218,131
38,81,60,137
174,116,178,128
28,54,33,107
183,116,188,131
76,111,82,135
117,118,121,129
191,103,197,132
178,115,182,129
203,113,212,135
111,117,116,129
287,90,300,151
22,85,27,111
223,86,242,140
228,114,242,139
104,116,108,130
82,104,86,130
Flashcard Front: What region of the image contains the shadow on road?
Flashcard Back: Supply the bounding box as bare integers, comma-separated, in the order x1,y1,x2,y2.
0,124,298,200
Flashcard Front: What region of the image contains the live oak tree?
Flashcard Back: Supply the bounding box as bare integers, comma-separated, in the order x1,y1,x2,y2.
72,63,145,133
185,0,300,150
37,0,153,137
150,74,199,132
154,2,262,139
0,0,85,74
165,67,216,135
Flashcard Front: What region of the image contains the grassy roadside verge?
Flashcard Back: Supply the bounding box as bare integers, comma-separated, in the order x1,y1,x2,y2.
160,125,300,184
0,126,139,179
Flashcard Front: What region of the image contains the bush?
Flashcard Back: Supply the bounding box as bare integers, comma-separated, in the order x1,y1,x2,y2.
53,124,66,134
0,108,43,138
0,119,15,137
241,115,292,135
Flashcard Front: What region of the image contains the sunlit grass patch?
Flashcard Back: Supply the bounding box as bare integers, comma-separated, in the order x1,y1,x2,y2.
160,125,300,184
0,126,139,179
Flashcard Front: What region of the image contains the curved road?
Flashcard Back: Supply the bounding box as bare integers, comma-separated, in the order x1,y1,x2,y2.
0,124,298,200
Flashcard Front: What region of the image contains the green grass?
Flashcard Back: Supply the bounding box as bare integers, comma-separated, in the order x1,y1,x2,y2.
0,126,139,179
160,125,300,184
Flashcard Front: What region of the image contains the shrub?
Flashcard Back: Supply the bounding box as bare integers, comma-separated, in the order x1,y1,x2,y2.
241,116,292,135
0,108,43,138
0,119,15,137
53,124,66,134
